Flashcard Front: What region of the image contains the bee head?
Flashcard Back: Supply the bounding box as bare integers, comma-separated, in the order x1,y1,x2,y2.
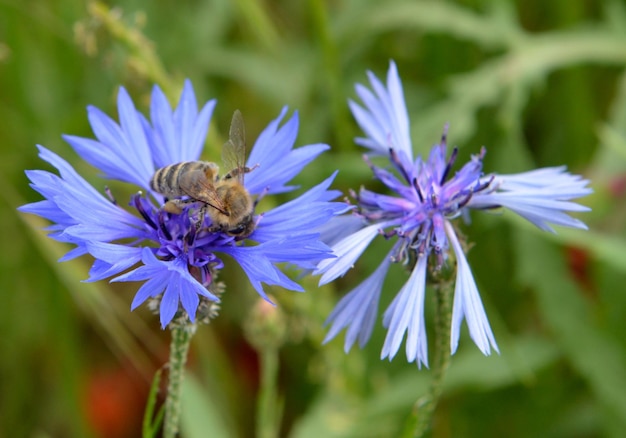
226,214,255,238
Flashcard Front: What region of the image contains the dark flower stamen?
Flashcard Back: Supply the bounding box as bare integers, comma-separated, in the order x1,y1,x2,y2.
440,147,458,186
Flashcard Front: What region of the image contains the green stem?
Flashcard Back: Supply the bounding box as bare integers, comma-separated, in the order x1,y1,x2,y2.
256,347,280,438
163,324,195,438
308,0,353,151
233,0,280,52
408,280,453,438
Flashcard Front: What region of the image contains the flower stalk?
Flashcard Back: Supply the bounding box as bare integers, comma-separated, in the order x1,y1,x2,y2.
164,322,196,438
244,299,288,438
257,347,280,438
411,272,453,438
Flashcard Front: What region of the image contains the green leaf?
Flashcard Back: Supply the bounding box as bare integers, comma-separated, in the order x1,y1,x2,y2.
180,373,232,438
293,336,559,438
291,392,358,438
514,230,626,435
360,1,522,49
361,336,559,417
142,369,165,438
504,214,626,274
598,123,626,166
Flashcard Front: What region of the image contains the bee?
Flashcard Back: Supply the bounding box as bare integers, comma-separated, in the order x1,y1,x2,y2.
150,110,256,237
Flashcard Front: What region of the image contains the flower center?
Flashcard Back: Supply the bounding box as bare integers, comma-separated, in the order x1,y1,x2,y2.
131,194,235,282
355,141,493,270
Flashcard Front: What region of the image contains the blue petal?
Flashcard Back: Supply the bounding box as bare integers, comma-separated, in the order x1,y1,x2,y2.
246,107,292,168
272,268,305,292
36,146,105,199
245,108,330,195
446,221,498,355
114,248,219,328
84,242,143,281
381,254,429,367
116,87,155,181
56,190,147,239
173,80,198,162
131,275,169,310
469,166,592,232
253,172,346,243
63,135,148,187
147,84,177,167
66,87,155,189
142,81,217,171
385,61,412,159
20,147,147,258
160,280,181,327
19,197,72,226
324,254,392,352
350,91,389,155
88,259,125,281
179,280,200,323
491,166,592,195
315,224,381,285
59,245,88,262
470,193,590,232
188,96,216,162
316,215,365,248
175,80,217,162
216,245,281,301
350,61,413,160
359,188,415,212
259,235,332,263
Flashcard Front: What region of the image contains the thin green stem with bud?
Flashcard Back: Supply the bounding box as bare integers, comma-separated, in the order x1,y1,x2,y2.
257,347,280,438
163,323,195,438
244,299,287,438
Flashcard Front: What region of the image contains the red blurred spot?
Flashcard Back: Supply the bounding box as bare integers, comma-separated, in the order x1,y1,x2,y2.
608,174,626,198
82,364,150,438
565,246,595,297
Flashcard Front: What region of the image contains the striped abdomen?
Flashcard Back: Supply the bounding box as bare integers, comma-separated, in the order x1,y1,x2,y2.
150,161,218,198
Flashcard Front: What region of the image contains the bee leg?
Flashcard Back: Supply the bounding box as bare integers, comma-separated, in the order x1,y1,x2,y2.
194,204,209,234
163,199,191,214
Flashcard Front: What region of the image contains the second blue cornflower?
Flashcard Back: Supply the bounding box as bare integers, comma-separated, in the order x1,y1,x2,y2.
316,62,592,368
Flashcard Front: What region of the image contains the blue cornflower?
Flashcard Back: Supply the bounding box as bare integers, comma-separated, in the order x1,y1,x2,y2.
20,80,345,328
315,62,592,367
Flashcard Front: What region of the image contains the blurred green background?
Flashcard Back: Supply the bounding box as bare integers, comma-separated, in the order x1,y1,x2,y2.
2,0,625,437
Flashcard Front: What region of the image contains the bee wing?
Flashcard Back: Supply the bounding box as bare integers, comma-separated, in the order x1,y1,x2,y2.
179,170,228,215
222,109,246,183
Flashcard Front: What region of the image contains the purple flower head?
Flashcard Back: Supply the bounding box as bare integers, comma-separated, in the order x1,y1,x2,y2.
316,62,592,367
20,80,345,328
